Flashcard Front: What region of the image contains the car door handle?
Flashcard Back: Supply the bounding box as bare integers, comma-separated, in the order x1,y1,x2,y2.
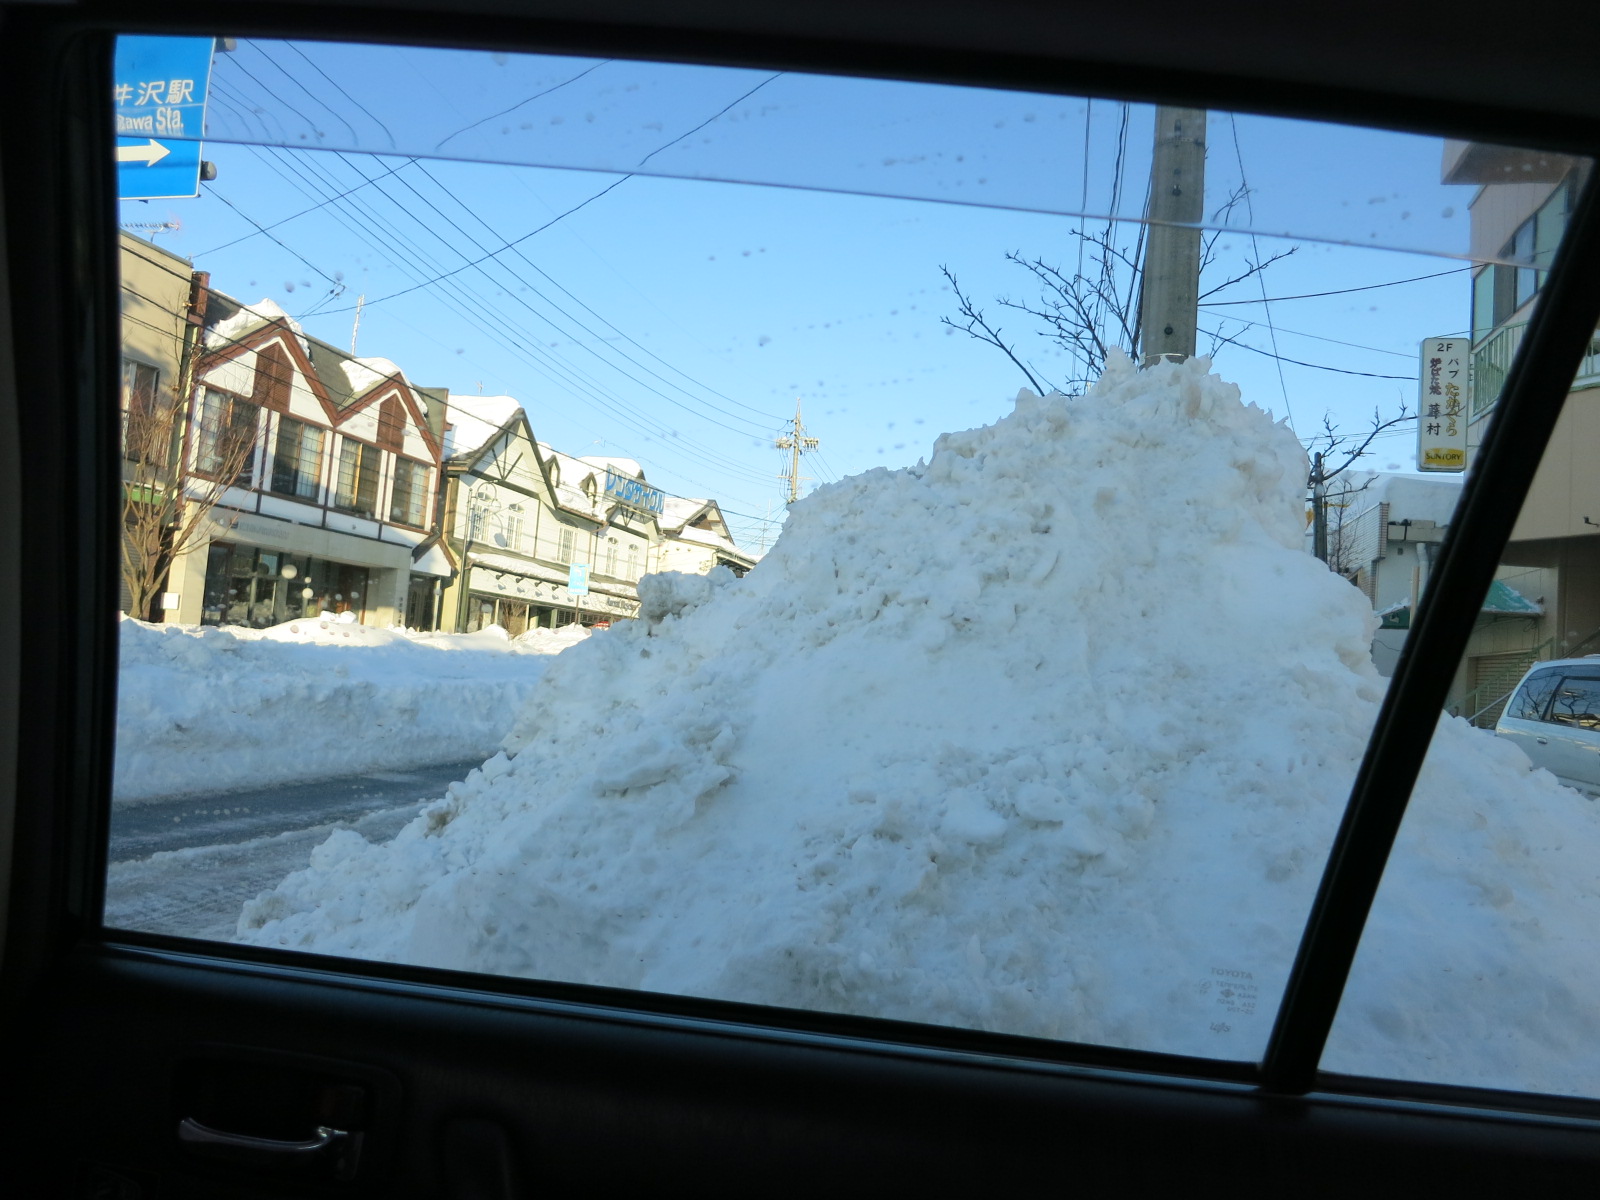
178,1116,352,1171
1536,737,1549,744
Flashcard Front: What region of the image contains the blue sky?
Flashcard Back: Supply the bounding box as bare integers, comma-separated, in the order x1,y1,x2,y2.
116,36,1503,549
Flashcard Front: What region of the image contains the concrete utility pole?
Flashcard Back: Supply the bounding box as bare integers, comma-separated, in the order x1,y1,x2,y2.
775,399,820,506
1139,106,1206,366
1310,451,1329,563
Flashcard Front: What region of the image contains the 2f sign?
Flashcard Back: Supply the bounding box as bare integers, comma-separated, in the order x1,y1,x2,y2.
1417,336,1470,472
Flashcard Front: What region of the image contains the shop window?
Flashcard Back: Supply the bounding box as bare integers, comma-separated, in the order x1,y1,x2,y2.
195,388,258,485
389,458,430,527
120,359,168,466
270,416,324,501
335,438,380,517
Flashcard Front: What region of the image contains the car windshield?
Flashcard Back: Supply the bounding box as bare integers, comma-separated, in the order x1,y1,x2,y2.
108,35,1600,1095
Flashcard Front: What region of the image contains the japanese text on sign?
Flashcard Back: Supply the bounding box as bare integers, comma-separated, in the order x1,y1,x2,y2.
1417,336,1469,471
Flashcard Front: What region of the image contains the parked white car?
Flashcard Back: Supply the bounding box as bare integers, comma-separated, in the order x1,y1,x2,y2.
1495,657,1600,798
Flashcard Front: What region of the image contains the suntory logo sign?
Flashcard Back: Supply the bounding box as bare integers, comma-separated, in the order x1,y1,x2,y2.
604,468,666,514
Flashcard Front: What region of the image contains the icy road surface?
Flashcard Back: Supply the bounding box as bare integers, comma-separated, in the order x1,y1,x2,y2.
105,761,478,940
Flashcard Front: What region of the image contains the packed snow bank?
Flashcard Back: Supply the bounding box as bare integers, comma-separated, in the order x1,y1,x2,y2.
116,617,588,803
239,354,1600,1094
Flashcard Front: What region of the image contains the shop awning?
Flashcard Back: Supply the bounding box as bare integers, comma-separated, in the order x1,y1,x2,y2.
1377,579,1542,630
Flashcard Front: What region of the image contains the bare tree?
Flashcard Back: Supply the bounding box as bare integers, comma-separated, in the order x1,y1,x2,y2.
121,348,259,621
1305,405,1411,566
942,183,1292,395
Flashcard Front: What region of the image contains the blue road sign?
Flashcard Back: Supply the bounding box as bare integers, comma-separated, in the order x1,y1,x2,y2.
568,564,590,595
114,36,215,200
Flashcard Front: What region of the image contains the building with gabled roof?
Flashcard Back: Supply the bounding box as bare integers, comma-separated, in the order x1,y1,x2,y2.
438,399,666,631
160,288,453,629
659,497,756,578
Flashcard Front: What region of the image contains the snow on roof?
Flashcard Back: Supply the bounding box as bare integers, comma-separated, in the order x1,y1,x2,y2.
660,496,709,532
671,525,736,552
341,356,404,398
445,395,524,460
579,455,644,478
205,296,306,350
1341,470,1464,525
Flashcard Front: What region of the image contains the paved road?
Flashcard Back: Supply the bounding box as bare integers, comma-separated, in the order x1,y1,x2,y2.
105,759,482,942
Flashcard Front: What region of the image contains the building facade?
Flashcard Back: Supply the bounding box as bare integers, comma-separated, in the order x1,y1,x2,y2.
1440,143,1600,722
163,293,452,629
659,497,756,577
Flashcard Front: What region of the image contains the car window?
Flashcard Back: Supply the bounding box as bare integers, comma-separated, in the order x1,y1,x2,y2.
107,34,1594,1083
1507,670,1559,721
1550,677,1600,729
1327,235,1600,1094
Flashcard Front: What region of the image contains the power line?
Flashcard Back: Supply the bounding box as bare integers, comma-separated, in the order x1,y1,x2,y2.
208,190,345,292
356,154,779,438
433,58,612,151
281,41,398,148
1200,326,1412,378
409,160,782,423
248,40,360,144
1227,113,1293,428
317,174,633,312
297,151,781,477
256,147,777,486
1207,313,1415,360
194,157,415,256
1200,266,1471,307
220,56,326,140
636,74,782,166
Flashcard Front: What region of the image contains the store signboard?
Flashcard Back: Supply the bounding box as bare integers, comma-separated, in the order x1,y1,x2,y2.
1417,336,1470,472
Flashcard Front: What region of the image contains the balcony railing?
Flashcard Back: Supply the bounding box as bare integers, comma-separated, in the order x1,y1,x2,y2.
1472,320,1600,416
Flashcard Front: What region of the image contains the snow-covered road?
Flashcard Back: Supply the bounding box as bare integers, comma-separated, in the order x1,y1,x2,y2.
105,760,477,940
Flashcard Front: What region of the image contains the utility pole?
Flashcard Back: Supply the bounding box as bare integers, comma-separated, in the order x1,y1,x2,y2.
775,399,820,506
1139,107,1206,366
1310,451,1329,563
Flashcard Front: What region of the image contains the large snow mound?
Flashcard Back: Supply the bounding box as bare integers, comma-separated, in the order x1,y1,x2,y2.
116,617,587,803
238,355,1600,1094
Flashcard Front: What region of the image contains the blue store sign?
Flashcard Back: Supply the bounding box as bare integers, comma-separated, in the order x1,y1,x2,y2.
114,36,215,200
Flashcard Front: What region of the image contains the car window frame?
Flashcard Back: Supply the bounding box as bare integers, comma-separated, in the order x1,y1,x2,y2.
12,6,1600,1130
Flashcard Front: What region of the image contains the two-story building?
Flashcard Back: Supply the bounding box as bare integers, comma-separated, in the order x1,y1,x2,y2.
119,231,206,619
163,292,453,629
1440,143,1600,722
438,395,598,634
438,395,697,632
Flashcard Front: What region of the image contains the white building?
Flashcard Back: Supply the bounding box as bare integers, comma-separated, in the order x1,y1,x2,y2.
658,497,756,577
168,295,452,630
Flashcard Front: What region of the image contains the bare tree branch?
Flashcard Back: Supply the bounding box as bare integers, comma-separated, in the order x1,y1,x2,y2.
121,333,260,621
939,265,1048,395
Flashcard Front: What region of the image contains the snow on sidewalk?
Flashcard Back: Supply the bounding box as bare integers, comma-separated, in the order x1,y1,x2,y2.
115,616,587,803
237,355,1600,1095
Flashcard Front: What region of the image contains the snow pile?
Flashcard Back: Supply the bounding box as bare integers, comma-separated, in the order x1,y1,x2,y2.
116,617,587,803
238,354,1600,1093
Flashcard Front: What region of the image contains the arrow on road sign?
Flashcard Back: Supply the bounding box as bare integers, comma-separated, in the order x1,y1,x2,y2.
115,140,172,167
